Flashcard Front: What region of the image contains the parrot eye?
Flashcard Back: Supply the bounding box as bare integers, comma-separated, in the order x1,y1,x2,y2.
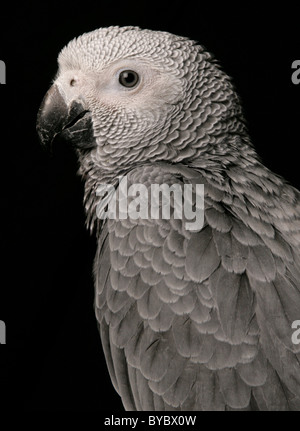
118,70,139,88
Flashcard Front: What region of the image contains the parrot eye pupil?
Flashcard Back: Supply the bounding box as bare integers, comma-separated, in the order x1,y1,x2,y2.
119,70,139,88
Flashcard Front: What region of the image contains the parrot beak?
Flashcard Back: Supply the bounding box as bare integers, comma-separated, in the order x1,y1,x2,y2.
36,84,96,151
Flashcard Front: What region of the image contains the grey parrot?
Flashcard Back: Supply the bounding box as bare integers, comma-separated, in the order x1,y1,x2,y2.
37,26,300,411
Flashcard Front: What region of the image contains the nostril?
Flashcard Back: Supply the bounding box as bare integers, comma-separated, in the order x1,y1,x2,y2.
70,78,76,87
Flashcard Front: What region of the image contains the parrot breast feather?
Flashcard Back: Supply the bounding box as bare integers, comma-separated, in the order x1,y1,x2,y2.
94,162,300,411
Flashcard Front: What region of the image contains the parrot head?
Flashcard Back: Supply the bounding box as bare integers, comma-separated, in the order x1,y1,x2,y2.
37,26,248,174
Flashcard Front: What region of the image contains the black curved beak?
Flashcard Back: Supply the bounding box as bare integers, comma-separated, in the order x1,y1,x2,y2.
36,84,96,151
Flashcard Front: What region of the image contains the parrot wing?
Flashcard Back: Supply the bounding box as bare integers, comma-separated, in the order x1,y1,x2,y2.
94,162,300,411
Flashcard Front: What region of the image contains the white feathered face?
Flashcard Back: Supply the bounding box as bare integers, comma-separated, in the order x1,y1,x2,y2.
37,26,244,171
56,56,181,141
37,27,205,169
54,27,190,153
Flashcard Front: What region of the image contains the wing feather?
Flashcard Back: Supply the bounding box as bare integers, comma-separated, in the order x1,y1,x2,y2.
94,163,300,410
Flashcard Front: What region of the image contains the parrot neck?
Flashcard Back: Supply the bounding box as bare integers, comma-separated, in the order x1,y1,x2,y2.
79,132,264,236
187,133,260,175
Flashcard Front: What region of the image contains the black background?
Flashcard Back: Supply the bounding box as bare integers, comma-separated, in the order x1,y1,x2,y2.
1,1,299,412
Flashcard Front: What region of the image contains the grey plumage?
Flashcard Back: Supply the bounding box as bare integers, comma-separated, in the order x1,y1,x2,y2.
37,26,300,410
